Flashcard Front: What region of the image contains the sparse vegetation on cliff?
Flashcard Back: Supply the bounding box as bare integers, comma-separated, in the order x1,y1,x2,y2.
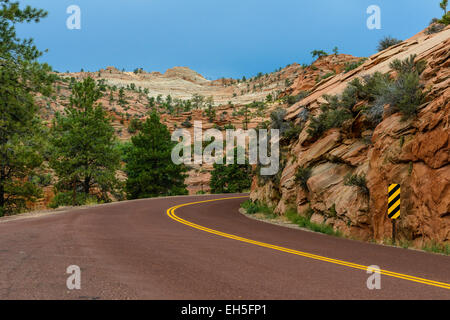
377,36,403,52
344,174,369,197
368,55,427,123
311,50,328,59
295,167,312,191
307,95,353,139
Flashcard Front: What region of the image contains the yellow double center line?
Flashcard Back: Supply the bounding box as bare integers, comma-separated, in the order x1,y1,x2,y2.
167,196,450,290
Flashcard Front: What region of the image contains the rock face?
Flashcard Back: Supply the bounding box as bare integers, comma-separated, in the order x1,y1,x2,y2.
251,26,450,246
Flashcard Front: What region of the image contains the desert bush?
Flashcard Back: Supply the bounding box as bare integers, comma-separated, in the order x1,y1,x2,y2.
307,100,352,139
295,166,312,191
344,173,369,196
296,108,310,122
368,55,427,123
283,124,303,142
285,207,342,237
377,36,402,52
241,200,273,216
181,119,193,128
321,71,335,81
344,58,367,73
284,91,309,106
311,50,328,59
270,108,292,135
425,23,445,34
389,55,426,75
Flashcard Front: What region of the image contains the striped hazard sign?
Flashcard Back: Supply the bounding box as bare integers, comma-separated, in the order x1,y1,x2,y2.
388,184,401,219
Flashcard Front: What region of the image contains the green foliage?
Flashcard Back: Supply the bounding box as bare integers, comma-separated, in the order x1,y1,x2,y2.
422,241,450,255
0,1,55,215
328,204,337,218
270,108,291,135
439,12,450,24
282,124,303,142
344,58,367,73
31,173,52,187
377,36,402,52
210,148,252,194
49,191,100,208
390,72,427,120
425,23,445,34
344,173,369,196
49,77,121,207
440,0,448,16
284,92,308,106
128,118,143,134
389,55,426,75
125,112,188,199
369,55,427,122
114,140,133,163
311,50,328,59
307,96,353,139
295,166,312,191
118,87,127,106
269,108,303,142
205,102,216,123
181,118,193,128
285,208,342,237
320,71,335,81
241,200,274,217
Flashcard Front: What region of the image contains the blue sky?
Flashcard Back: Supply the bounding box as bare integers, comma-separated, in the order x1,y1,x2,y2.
17,0,442,79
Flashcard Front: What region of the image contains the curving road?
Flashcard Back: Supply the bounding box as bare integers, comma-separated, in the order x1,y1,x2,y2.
0,194,449,300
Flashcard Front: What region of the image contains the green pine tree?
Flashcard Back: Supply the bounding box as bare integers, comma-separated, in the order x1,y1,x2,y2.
125,112,188,199
210,148,252,194
0,1,55,216
49,77,121,207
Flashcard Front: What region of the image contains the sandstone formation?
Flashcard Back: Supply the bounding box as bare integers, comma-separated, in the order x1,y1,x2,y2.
250,26,450,247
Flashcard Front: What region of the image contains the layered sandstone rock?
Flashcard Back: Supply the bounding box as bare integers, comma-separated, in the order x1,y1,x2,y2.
251,26,450,246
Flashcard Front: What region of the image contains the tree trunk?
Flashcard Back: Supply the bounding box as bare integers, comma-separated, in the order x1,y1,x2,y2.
0,182,5,213
84,176,90,195
72,181,76,206
0,165,5,214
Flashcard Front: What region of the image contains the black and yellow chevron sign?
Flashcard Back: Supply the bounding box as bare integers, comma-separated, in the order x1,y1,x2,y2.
388,184,401,220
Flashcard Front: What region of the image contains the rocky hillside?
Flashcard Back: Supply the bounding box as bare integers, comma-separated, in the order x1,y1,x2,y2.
250,26,449,248
33,54,356,199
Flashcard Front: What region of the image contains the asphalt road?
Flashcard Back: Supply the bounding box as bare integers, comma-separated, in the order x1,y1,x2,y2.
0,194,449,300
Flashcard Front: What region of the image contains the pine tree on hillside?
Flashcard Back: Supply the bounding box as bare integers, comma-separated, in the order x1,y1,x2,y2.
0,1,55,216
125,112,188,199
210,148,252,194
49,77,121,207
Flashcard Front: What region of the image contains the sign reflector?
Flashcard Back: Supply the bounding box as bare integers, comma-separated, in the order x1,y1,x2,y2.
388,184,400,220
